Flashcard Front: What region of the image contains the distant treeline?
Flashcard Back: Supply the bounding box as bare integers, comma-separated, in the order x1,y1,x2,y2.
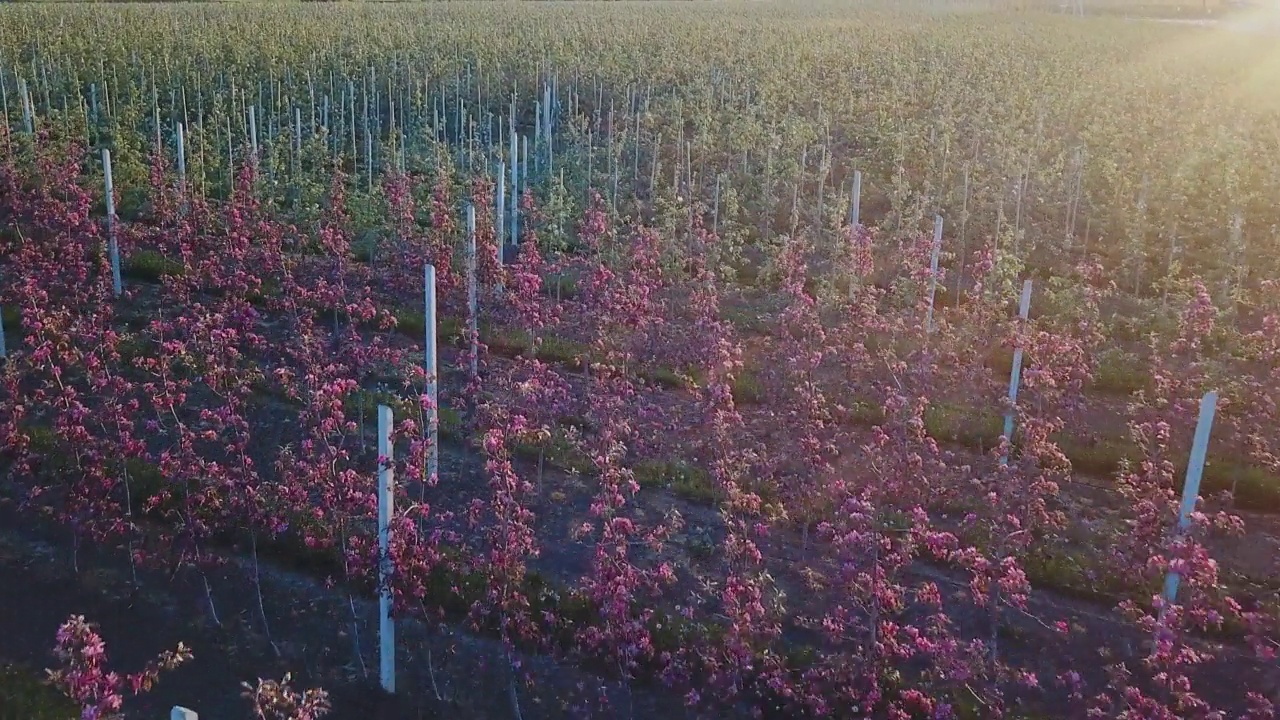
0,0,1237,20
0,0,699,3
0,0,1233,13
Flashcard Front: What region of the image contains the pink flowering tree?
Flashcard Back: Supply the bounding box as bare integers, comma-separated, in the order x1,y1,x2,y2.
46,615,192,720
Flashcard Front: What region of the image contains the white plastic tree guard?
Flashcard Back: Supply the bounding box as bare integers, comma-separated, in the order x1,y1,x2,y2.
466,203,479,380
377,404,396,694
102,148,122,298
925,214,943,333
424,263,439,486
1001,280,1034,466
1162,390,1219,607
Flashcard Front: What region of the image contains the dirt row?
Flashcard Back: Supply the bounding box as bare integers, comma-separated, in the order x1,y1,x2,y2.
5,253,1279,715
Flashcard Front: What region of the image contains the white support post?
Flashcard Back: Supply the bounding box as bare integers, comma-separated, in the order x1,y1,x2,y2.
1161,390,1218,608
175,122,187,196
1000,280,1033,466
850,170,862,227
521,134,528,190
25,80,35,134
376,404,395,694
496,161,506,260
153,103,161,155
424,265,438,485
713,174,722,236
466,203,479,380
534,100,542,168
546,124,554,177
226,115,234,174
171,707,197,720
543,82,552,144
0,306,7,359
509,129,519,248
365,117,374,193
18,78,32,134
248,105,258,160
925,214,942,333
102,149,122,297
611,151,620,215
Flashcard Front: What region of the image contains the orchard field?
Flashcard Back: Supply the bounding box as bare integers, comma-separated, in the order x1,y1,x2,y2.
3,2,1280,718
